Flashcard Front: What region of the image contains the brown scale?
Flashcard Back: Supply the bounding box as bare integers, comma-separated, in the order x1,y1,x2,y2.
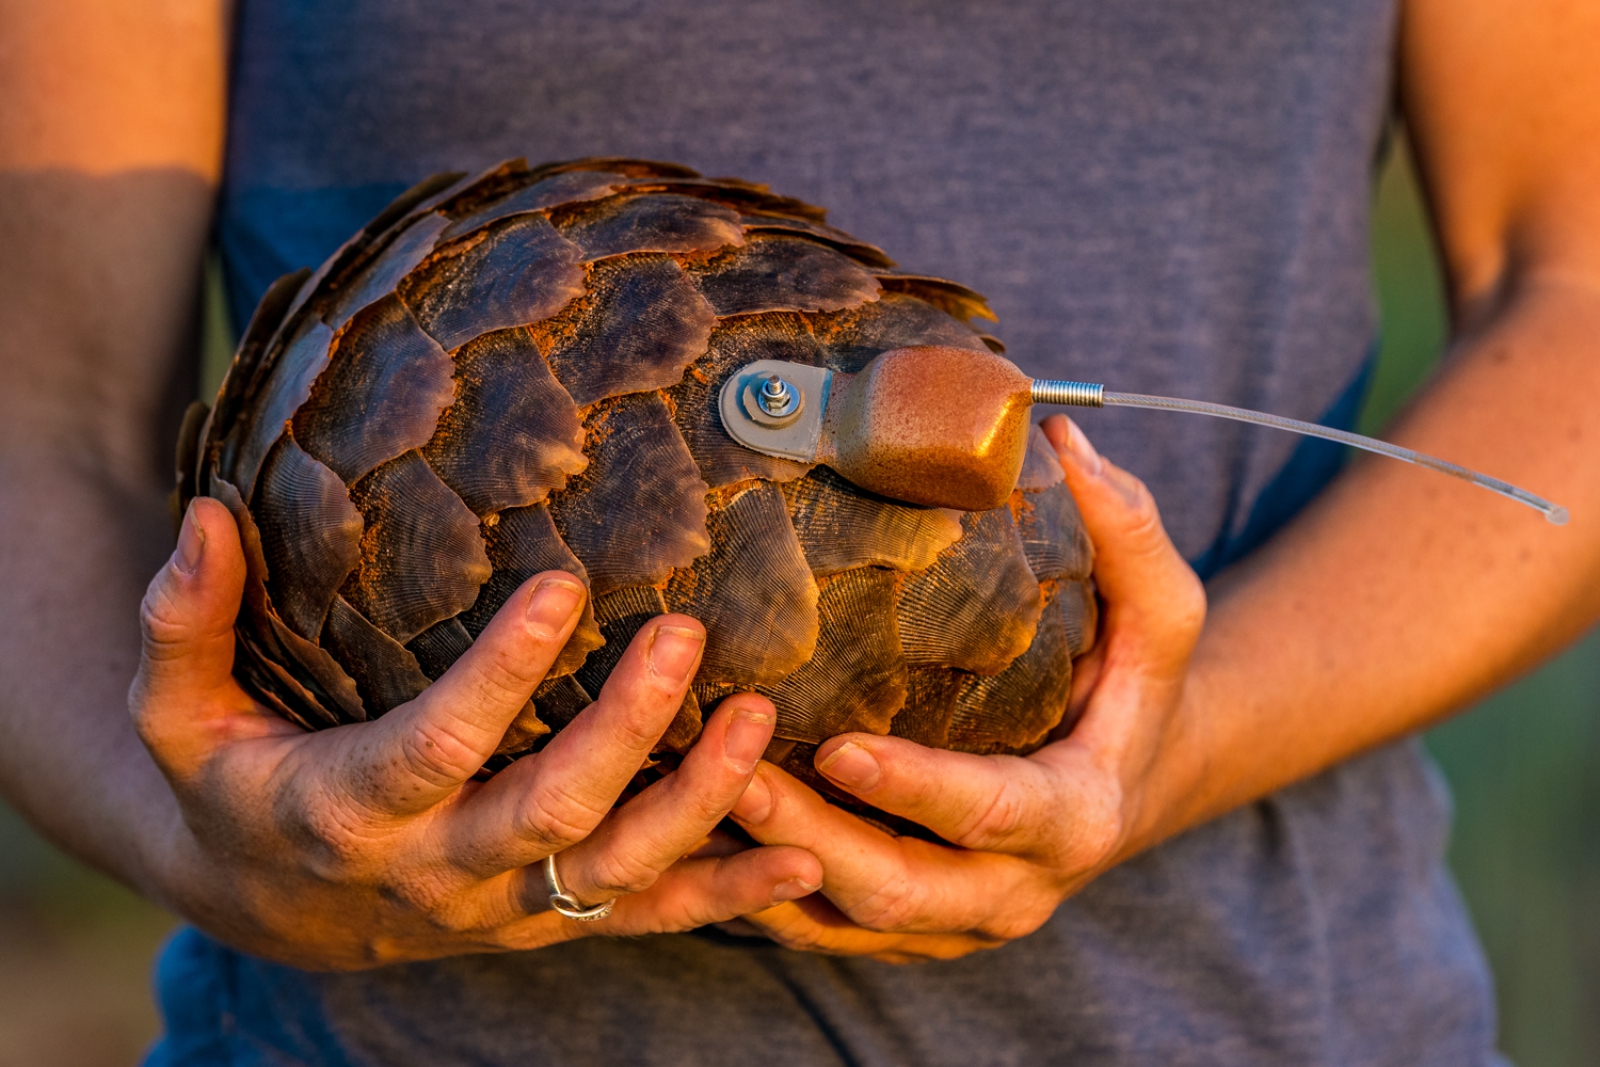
1014,482,1095,583
421,326,587,516
755,566,904,743
665,482,819,688
292,296,457,485
458,503,604,679
230,318,335,501
782,467,963,577
1057,577,1099,658
574,585,702,753
690,236,882,318
212,476,366,724
234,629,326,732
206,268,310,497
627,178,826,223
253,433,363,639
557,194,745,262
946,584,1079,754
888,667,968,750
324,212,449,331
399,213,586,352
871,271,997,325
537,256,717,407
1015,424,1066,490
738,214,895,270
811,292,991,374
547,392,709,596
531,674,593,735
442,170,629,242
320,595,433,717
897,506,1042,675
342,451,492,643
665,314,823,487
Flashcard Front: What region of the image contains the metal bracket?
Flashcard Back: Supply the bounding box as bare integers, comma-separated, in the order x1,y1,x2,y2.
718,360,833,463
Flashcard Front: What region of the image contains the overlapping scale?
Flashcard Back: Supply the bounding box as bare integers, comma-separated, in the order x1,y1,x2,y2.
629,178,826,223
872,271,997,325
399,214,586,351
946,584,1079,754
538,256,716,407
321,595,433,716
559,194,744,262
897,506,1042,675
665,314,823,487
293,296,457,485
459,503,604,678
664,483,818,687
692,236,882,317
547,393,709,595
422,327,587,515
739,214,894,269
1057,577,1099,658
757,567,904,742
887,667,967,750
325,212,449,330
1015,482,1095,582
442,170,629,241
407,617,475,680
343,451,491,643
232,318,335,500
812,292,991,374
253,434,363,639
782,467,962,576
1015,424,1066,490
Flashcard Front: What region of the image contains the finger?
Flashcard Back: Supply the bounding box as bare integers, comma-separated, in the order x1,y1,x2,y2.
731,763,1037,937
1040,415,1206,660
541,694,778,900
130,498,259,776
484,845,821,944
740,894,995,963
335,572,586,815
809,733,1058,854
437,615,707,866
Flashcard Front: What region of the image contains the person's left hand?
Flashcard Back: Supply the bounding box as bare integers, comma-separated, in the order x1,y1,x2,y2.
726,415,1207,963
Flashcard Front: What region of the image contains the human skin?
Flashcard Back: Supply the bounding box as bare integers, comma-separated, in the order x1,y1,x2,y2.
722,0,1600,960
0,0,820,968
2,0,1598,969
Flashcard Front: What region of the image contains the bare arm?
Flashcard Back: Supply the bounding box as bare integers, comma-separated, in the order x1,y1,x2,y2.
722,0,1600,960
0,1,818,965
0,0,228,895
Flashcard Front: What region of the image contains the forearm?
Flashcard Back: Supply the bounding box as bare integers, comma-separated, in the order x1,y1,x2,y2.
0,454,185,898
1138,275,1600,848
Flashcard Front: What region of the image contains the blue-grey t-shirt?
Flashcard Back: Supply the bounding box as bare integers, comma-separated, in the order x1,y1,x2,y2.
149,1,1503,1064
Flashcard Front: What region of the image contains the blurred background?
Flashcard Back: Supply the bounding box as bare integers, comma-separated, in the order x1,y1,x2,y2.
0,137,1595,1066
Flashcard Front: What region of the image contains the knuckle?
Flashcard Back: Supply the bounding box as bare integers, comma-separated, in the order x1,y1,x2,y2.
515,784,604,854
585,849,662,898
464,642,544,707
979,901,1054,943
290,796,378,873
138,581,194,659
399,716,484,788
953,781,1029,851
846,875,922,933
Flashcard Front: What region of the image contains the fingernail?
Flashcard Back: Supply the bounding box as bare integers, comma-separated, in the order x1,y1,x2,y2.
770,876,821,904
731,768,773,823
1063,419,1104,478
817,742,881,791
525,578,583,635
724,708,775,774
648,624,704,684
174,505,205,576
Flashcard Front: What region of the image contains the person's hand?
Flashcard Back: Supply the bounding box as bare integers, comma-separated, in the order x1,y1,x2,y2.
131,498,821,971
725,415,1206,963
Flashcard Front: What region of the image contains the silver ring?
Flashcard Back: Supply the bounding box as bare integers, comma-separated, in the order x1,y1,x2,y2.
543,853,615,922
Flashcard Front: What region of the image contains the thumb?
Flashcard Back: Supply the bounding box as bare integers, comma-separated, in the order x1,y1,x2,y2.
1040,415,1205,662
130,496,251,762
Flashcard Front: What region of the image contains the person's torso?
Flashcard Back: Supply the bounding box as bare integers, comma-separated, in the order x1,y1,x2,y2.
159,1,1502,1063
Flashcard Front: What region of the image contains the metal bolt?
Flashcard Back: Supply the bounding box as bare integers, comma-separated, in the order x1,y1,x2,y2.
759,374,798,417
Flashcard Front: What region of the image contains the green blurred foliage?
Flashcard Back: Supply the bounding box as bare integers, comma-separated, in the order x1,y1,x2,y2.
0,141,1594,1066
1369,137,1600,1067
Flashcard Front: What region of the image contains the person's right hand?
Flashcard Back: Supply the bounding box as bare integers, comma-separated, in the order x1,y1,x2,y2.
130,497,821,971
